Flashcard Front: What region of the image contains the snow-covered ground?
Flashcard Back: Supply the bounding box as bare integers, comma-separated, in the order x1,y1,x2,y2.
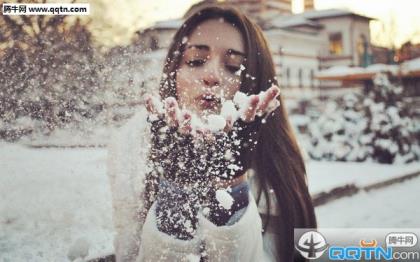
0,143,113,262
306,161,420,195
1,143,419,261
316,174,420,228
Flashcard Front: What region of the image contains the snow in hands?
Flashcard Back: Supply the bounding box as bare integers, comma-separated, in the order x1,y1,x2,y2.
146,86,280,239
144,85,280,137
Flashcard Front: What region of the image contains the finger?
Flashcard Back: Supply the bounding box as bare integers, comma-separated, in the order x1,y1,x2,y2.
164,97,180,127
221,100,238,132
266,99,280,114
145,95,157,115
145,94,165,115
257,86,280,116
242,95,259,122
179,111,192,134
224,115,234,132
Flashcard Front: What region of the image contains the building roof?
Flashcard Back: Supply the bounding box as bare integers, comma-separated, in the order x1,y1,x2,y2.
316,59,420,81
150,19,184,30
402,57,420,76
269,15,323,29
265,8,373,31
137,18,183,35
301,8,374,21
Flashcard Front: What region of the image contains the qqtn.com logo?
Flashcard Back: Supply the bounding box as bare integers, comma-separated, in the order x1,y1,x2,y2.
295,231,419,260
295,231,329,259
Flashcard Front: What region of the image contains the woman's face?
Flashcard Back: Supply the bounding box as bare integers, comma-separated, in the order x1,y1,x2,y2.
176,18,245,116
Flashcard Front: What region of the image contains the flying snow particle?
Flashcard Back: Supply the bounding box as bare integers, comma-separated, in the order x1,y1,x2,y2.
235,64,246,76
215,189,234,210
227,164,240,171
182,36,188,44
224,149,233,160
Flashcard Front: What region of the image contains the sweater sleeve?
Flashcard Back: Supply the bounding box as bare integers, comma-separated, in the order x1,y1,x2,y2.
198,192,265,261
137,202,202,262
108,129,142,262
107,109,152,262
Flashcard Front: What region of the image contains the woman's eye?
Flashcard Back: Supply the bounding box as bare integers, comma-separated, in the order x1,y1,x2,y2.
226,65,240,73
186,59,205,67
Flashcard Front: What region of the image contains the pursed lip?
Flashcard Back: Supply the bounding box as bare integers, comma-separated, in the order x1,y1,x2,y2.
195,93,221,109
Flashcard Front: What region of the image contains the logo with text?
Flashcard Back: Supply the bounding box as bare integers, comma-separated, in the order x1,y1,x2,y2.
295,230,329,259
328,233,419,261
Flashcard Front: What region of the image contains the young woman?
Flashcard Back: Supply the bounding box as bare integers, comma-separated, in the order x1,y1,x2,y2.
108,4,316,262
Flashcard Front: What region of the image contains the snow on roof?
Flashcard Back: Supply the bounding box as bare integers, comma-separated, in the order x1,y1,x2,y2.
401,57,420,74
265,1,291,10
316,60,420,81
365,64,399,75
152,19,184,30
316,66,365,78
264,8,372,29
269,15,322,28
301,8,374,21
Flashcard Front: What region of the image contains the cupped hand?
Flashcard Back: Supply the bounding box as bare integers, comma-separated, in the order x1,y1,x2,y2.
144,85,280,138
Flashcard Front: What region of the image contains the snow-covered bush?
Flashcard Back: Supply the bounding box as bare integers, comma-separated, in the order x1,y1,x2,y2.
306,94,370,162
0,14,103,140
363,74,419,163
305,73,420,164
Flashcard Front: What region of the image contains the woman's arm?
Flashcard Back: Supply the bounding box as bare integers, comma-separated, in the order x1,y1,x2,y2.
107,109,151,262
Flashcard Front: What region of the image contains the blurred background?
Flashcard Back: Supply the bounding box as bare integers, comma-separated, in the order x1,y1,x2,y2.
1,0,419,261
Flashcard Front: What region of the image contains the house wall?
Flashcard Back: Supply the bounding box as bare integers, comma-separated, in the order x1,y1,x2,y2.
265,29,324,88
135,13,372,90
316,16,371,68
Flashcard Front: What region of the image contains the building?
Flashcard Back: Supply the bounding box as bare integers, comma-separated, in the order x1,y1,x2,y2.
303,0,314,11
315,57,420,115
228,0,292,16
397,41,420,63
132,19,183,51
264,9,373,89
134,1,374,90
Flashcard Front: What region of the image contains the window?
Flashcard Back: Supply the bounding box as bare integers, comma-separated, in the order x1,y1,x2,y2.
150,36,158,50
329,32,343,55
298,68,303,88
310,69,314,88
357,34,370,67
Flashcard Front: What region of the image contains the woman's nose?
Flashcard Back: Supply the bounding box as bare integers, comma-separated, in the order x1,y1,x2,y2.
203,61,221,87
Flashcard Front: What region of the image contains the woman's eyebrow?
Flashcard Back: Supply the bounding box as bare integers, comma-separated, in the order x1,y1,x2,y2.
227,49,246,57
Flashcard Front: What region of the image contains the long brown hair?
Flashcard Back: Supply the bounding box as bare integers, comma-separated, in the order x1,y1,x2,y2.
148,4,317,261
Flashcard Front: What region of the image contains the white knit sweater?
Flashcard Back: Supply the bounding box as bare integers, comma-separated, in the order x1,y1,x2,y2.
107,108,279,261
